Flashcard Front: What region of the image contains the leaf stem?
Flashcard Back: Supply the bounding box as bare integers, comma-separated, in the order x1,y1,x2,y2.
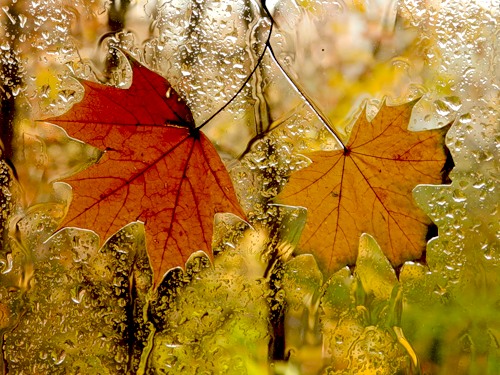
264,43,345,150
198,0,346,151
197,4,274,131
260,0,345,149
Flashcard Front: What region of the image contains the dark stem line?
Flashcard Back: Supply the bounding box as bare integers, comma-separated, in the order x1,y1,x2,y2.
215,0,346,155
258,0,345,150
196,3,274,131
264,42,345,150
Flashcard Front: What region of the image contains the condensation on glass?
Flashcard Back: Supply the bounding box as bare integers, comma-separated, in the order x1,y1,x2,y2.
0,0,497,374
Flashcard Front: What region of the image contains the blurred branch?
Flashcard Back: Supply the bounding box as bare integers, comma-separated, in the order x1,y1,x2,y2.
108,0,132,32
104,0,132,80
0,3,23,162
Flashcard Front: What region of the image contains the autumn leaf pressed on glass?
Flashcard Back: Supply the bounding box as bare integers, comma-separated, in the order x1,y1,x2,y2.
278,100,450,273
45,53,245,287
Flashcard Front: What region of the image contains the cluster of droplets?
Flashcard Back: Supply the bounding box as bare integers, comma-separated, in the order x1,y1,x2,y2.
274,234,418,374
1,0,84,88
403,0,498,132
397,2,499,371
0,160,18,348
269,0,427,137
233,135,308,223
234,99,330,213
27,1,74,53
144,0,269,125
406,0,499,283
3,219,152,373
0,159,14,226
145,218,272,374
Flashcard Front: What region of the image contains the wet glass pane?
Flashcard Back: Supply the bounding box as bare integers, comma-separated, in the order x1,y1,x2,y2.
0,0,498,374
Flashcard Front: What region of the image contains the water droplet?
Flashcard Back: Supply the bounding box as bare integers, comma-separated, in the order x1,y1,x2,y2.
442,96,462,111
51,350,66,365
434,99,450,116
1,6,16,24
0,253,13,274
70,286,86,304
18,14,27,28
58,89,76,103
40,84,50,99
452,189,466,202
459,113,472,124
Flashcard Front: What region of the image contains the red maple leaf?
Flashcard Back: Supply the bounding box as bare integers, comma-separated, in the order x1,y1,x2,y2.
46,53,245,287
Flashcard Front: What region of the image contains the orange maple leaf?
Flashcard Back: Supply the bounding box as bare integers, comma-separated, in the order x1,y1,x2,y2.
279,100,450,273
45,53,245,287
